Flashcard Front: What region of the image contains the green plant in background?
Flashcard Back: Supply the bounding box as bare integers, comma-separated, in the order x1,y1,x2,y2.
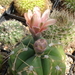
0,0,13,6
8,7,66,75
42,10,75,48
13,0,50,16
0,20,29,50
63,0,75,12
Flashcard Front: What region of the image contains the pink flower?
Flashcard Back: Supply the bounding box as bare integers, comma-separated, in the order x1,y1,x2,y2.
24,7,56,36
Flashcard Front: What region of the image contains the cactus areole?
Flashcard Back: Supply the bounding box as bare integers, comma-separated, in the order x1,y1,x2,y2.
8,7,66,75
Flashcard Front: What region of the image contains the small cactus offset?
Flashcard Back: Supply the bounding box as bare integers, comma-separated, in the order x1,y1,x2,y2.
8,7,66,75
0,20,28,50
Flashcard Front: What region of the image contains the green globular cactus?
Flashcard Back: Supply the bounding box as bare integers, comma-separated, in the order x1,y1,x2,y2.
8,35,66,75
0,20,28,50
13,0,49,16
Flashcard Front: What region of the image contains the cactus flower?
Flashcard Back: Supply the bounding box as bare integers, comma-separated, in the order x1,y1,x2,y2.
24,7,56,39
34,39,47,53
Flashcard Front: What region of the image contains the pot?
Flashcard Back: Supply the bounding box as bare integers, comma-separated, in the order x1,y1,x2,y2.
0,2,26,25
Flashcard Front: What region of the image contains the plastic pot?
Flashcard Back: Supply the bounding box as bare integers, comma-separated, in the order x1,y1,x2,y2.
0,2,26,25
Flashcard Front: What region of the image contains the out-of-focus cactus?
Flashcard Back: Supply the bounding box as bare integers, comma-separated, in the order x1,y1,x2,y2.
42,10,75,47
13,0,50,16
63,0,75,12
0,20,28,50
8,7,66,75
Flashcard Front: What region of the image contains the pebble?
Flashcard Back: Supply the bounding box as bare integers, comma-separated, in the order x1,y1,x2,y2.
0,5,5,17
65,55,73,75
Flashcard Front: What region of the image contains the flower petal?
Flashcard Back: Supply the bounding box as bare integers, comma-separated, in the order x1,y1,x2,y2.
29,27,40,36
39,27,47,33
32,8,41,27
24,7,56,37
32,26,40,34
42,19,56,28
28,10,33,20
24,13,31,27
39,19,56,32
24,13,29,24
33,7,41,17
24,10,33,27
41,9,50,22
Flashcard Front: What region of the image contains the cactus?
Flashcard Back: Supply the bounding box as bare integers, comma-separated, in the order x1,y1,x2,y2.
8,7,66,75
13,0,50,16
0,20,29,50
8,35,66,75
42,10,75,47
63,0,75,12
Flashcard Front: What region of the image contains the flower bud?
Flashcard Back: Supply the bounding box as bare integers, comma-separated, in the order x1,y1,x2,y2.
34,39,47,54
